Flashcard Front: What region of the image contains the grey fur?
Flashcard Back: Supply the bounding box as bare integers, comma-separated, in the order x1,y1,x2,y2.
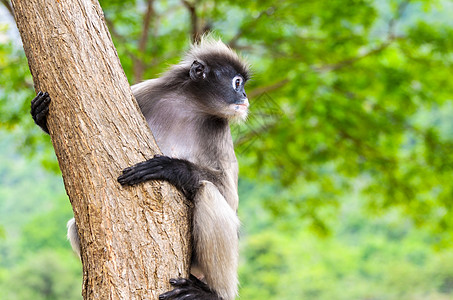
67,218,80,259
67,37,249,300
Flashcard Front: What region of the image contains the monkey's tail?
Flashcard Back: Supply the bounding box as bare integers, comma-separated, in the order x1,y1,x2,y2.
67,218,81,259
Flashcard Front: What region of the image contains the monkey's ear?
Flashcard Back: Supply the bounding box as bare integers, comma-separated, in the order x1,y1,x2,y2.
190,60,208,81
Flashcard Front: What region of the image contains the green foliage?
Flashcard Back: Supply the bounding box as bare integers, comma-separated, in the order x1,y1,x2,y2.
0,130,80,299
238,182,453,299
233,0,453,241
19,207,76,256
0,250,82,300
1,0,452,236
0,23,60,172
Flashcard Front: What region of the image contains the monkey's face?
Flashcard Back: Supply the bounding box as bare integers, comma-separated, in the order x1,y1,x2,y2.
223,73,249,122
189,60,249,122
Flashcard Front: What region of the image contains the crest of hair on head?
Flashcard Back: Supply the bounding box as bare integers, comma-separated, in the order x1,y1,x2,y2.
182,35,251,80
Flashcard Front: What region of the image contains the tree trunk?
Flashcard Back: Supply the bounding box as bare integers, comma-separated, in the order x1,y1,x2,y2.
11,0,191,299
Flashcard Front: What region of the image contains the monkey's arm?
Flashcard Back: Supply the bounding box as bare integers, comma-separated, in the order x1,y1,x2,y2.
31,92,51,134
118,155,219,201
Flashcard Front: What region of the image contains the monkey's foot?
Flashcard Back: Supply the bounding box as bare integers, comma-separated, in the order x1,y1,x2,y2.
117,155,199,199
31,91,51,134
159,276,220,300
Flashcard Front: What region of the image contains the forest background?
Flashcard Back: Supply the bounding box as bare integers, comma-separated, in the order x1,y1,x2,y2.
0,0,453,299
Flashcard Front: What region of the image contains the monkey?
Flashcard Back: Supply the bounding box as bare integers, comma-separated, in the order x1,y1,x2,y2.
30,37,250,300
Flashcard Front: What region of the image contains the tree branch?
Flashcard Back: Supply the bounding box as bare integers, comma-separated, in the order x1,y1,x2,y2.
388,0,410,38
105,15,154,83
133,0,155,82
311,39,395,72
182,0,199,43
248,79,290,98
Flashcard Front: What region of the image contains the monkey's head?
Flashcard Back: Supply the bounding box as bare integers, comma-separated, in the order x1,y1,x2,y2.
183,38,251,122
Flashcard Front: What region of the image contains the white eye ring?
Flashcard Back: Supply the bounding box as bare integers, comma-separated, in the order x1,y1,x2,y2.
232,75,243,90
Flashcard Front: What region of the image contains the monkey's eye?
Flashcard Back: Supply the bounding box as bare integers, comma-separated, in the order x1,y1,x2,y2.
232,75,243,91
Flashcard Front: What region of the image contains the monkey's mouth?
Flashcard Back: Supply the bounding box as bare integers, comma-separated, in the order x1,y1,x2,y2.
235,103,248,110
226,99,249,122
231,104,248,116
233,98,249,111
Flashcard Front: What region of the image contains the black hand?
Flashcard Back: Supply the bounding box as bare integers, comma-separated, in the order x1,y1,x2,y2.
159,276,220,300
31,91,51,134
118,155,201,200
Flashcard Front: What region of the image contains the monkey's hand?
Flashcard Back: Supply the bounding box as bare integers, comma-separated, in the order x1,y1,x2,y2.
118,155,201,200
31,91,51,134
159,276,221,300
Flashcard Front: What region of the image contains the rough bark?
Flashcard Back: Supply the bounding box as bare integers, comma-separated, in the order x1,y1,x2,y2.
11,0,191,299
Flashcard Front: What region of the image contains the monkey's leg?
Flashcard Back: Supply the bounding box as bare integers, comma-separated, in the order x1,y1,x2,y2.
159,276,220,300
118,159,238,299
118,155,211,200
160,181,239,300
31,91,51,134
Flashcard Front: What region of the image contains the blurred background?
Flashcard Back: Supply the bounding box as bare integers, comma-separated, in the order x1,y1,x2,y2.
1,0,453,299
